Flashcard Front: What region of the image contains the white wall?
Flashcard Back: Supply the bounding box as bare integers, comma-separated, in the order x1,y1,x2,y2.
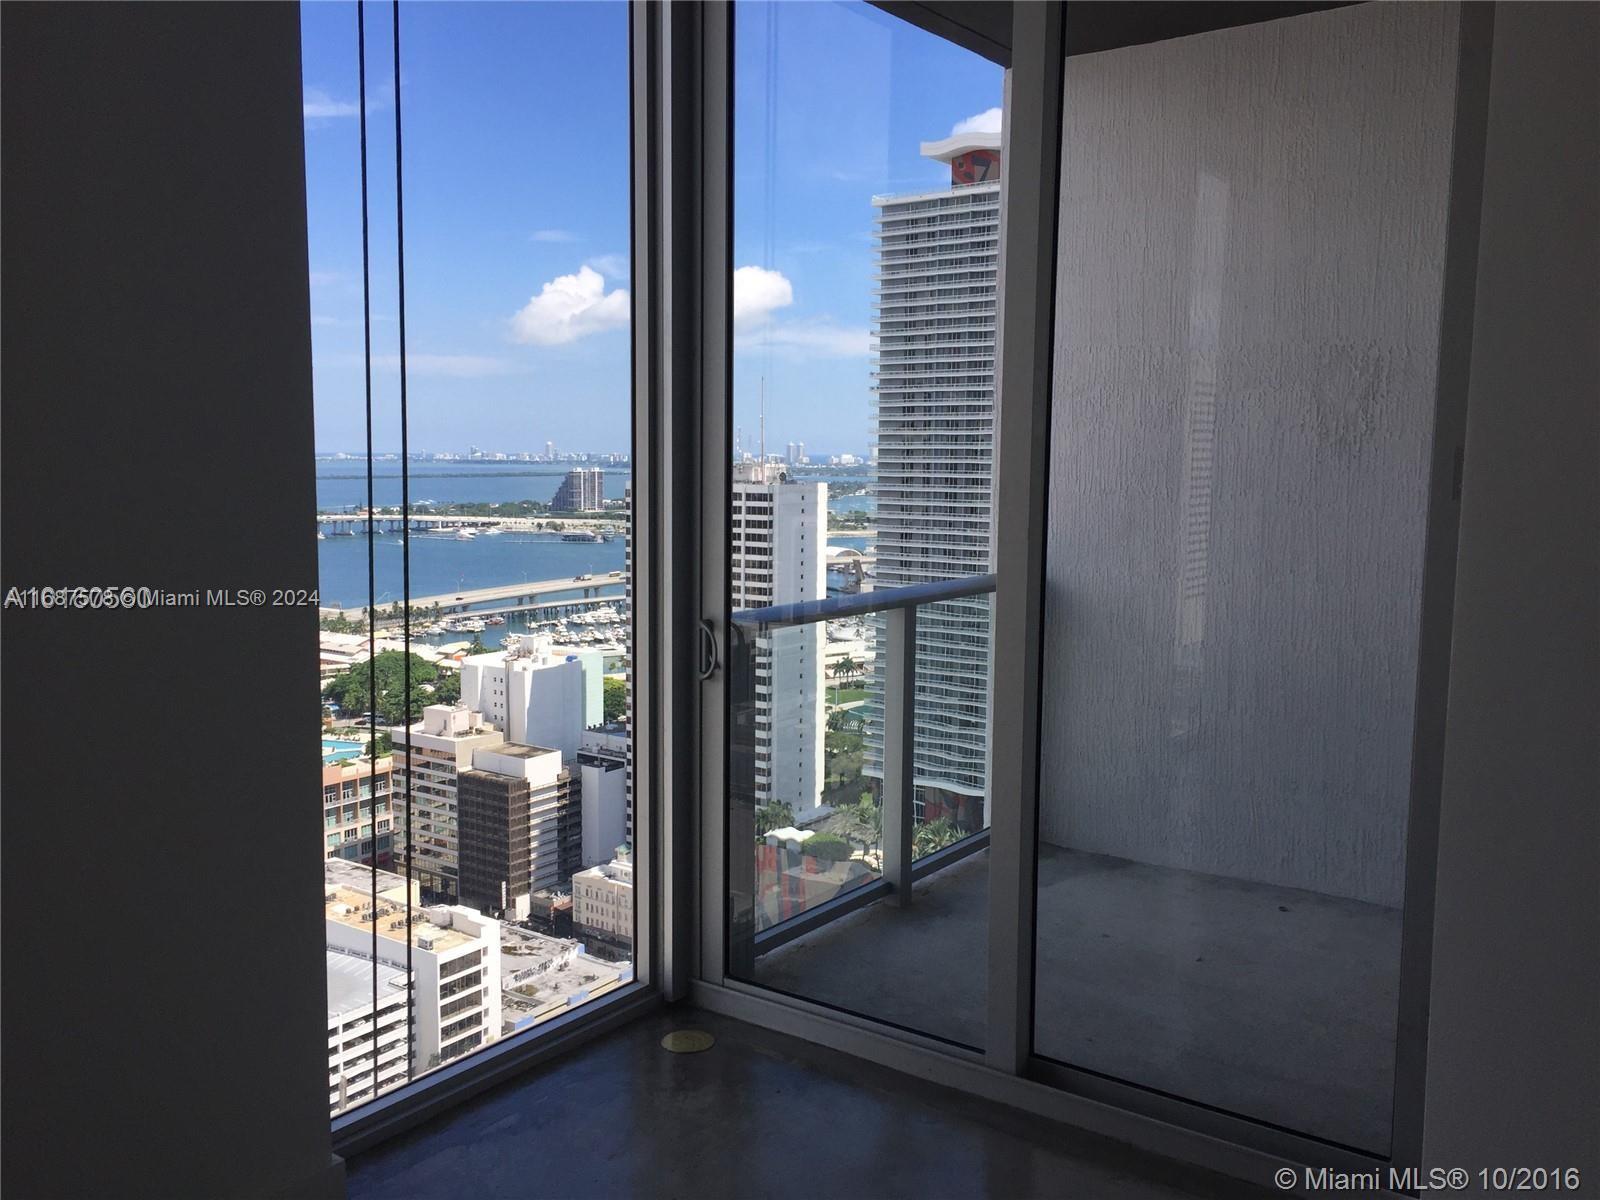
1039,2,1461,906
1422,1,1600,1181
1,4,338,1196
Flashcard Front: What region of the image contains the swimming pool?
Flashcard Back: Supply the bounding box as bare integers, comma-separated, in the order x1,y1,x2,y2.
321,738,366,764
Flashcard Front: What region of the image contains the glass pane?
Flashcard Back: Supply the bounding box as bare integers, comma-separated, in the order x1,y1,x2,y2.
725,0,1001,1051
1033,3,1462,1152
305,0,633,1117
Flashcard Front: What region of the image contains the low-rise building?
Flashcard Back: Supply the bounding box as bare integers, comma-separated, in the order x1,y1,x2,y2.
572,847,633,943
322,752,395,869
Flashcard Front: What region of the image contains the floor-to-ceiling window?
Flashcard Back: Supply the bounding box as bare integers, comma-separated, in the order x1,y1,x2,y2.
302,0,637,1119
722,0,1004,1050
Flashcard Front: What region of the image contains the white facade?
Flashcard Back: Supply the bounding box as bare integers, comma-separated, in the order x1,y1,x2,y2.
326,951,408,1114
865,132,1000,815
323,860,502,1079
731,462,827,811
393,703,504,901
459,636,585,762
577,730,628,868
572,848,634,941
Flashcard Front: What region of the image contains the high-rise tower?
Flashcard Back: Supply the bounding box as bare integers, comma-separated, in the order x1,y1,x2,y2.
864,130,1000,830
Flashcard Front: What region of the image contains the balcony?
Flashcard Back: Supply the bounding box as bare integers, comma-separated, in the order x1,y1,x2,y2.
729,575,1402,1152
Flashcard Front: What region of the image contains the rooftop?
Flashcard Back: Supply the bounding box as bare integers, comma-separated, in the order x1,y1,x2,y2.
326,950,408,1023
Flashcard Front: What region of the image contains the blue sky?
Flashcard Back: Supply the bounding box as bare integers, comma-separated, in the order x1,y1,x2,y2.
302,1,1001,457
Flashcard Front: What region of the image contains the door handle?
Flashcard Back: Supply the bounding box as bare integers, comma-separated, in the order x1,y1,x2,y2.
697,618,719,680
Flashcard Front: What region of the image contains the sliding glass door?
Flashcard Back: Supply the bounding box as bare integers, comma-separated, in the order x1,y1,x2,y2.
719,0,1004,1051
696,0,1481,1180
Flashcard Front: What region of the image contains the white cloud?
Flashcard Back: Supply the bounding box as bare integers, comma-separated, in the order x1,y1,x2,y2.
308,270,344,288
730,265,865,358
736,320,870,359
303,88,359,119
586,253,629,281
509,265,629,346
310,315,343,328
320,352,521,378
531,229,579,244
950,106,1002,136
732,265,794,327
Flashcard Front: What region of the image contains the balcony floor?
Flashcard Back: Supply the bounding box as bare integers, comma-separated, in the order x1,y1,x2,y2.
751,844,1401,1152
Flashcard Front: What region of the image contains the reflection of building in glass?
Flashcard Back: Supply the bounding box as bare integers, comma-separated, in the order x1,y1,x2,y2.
731,461,827,812
864,131,1000,830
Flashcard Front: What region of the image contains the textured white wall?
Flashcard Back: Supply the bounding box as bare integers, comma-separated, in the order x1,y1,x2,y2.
1039,3,1461,906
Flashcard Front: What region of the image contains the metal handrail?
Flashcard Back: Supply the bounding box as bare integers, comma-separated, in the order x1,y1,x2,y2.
730,572,996,630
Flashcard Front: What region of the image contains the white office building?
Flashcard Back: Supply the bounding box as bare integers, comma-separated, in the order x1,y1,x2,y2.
731,461,826,811
392,703,505,902
326,951,409,1115
577,728,629,868
864,130,1000,828
459,636,585,763
323,859,502,1080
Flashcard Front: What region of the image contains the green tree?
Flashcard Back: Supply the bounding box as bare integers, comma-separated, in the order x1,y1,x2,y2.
913,816,961,858
802,833,853,862
833,654,861,682
846,796,882,853
324,650,440,725
364,731,393,756
754,800,795,840
431,672,461,705
603,677,628,723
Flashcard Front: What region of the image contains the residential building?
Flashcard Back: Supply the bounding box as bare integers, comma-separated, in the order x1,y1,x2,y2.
551,467,605,512
572,847,634,943
458,743,581,911
392,703,505,902
323,859,502,1077
863,129,1000,830
577,728,629,868
731,461,827,811
321,751,395,868
458,636,585,762
325,951,408,1115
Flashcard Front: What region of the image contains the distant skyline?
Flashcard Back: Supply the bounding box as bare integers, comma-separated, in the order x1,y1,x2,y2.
301,1,1000,454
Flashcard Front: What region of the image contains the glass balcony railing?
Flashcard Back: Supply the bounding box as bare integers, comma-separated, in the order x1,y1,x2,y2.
727,573,995,975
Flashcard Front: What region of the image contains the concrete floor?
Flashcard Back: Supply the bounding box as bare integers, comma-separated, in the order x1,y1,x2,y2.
347,1008,1273,1200
752,844,1401,1153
